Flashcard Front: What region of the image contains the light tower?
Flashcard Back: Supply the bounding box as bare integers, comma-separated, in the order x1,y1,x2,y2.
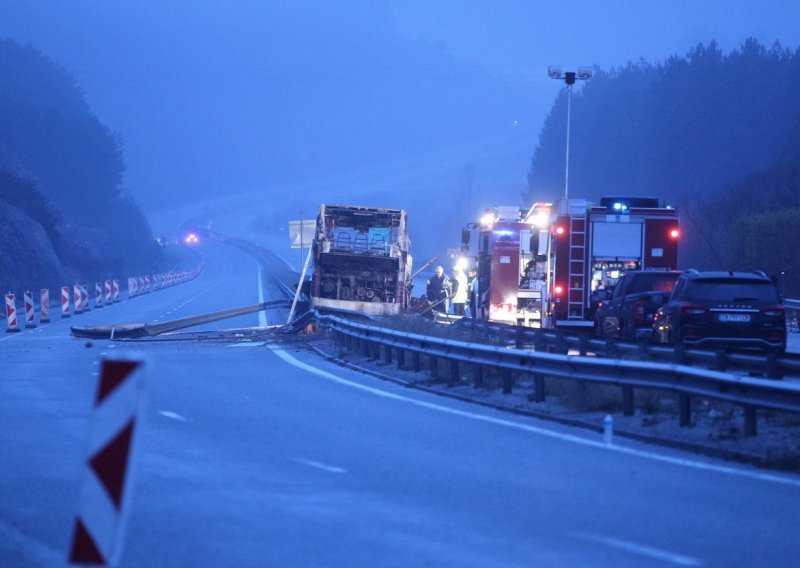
548,66,593,199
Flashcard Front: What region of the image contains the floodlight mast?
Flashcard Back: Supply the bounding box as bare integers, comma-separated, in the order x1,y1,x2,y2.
548,66,592,199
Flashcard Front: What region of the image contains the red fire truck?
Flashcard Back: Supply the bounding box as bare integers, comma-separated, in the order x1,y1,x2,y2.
547,196,679,329
467,203,552,327
465,196,679,329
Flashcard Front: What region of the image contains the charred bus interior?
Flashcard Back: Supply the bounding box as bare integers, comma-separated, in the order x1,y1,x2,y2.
312,205,411,314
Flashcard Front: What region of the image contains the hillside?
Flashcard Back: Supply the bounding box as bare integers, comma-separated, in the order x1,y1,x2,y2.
526,39,800,286
0,39,159,295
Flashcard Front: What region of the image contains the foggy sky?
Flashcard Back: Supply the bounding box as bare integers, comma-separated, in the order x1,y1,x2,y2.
1,1,799,215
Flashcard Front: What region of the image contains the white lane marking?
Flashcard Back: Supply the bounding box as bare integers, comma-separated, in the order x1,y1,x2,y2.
226,342,266,348
567,531,703,566
257,268,268,327
159,410,188,422
268,346,800,488
291,457,347,474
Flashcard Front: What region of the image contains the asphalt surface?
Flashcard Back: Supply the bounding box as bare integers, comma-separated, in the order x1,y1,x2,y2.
2,238,800,567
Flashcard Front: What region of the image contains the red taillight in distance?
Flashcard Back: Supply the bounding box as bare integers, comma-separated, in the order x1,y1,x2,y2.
669,228,680,240
554,285,564,296
555,226,566,236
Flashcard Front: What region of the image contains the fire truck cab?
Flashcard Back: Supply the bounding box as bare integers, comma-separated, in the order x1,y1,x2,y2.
548,196,679,329
469,204,551,327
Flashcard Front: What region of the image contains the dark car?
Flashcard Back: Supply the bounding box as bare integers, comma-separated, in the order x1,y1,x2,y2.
654,270,786,352
594,270,681,339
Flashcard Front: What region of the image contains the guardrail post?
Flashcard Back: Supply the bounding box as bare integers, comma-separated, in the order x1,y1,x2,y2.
412,351,421,373
473,364,483,388
637,340,649,360
449,359,459,386
360,337,370,358
532,375,545,402
515,327,524,349
674,343,686,364
743,405,757,437
678,394,691,427
383,344,392,364
579,334,588,356
337,332,346,358
557,333,568,355
396,348,405,369
534,330,545,352
766,352,781,379
429,355,439,379
501,368,512,394
715,349,727,372
622,386,634,416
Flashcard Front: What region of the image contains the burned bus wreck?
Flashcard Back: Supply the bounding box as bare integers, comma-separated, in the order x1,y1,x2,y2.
310,204,412,315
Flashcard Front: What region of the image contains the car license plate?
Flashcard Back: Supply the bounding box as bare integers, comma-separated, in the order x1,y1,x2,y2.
718,313,751,323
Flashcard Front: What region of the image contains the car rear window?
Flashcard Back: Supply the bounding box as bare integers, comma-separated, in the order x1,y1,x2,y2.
629,274,679,294
685,279,779,303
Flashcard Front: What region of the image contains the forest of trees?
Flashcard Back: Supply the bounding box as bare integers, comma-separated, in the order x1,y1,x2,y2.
527,39,800,294
0,39,159,288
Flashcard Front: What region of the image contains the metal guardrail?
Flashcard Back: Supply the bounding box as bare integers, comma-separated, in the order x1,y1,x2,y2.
315,313,800,437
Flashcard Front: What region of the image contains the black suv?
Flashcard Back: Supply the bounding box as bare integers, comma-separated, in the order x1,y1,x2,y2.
654,270,786,352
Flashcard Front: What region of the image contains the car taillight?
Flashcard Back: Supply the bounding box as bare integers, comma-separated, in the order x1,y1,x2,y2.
634,300,645,324
768,329,784,341
554,285,564,296
680,305,707,316
761,306,785,318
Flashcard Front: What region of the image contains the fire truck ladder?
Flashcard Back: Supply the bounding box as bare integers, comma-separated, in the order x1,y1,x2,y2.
568,216,586,319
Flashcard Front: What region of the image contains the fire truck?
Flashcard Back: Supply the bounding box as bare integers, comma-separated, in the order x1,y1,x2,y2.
466,203,552,327
465,196,679,329
310,204,412,316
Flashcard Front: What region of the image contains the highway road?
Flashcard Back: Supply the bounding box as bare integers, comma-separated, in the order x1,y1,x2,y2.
2,237,800,567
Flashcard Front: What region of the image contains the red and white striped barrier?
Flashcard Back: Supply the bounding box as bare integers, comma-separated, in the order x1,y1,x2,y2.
24,290,36,328
82,284,90,312
137,277,145,295
61,286,71,318
74,284,84,315
5,293,20,332
40,289,50,323
127,277,136,298
68,355,146,565
113,280,120,302
95,282,104,308
144,275,150,294
105,280,112,304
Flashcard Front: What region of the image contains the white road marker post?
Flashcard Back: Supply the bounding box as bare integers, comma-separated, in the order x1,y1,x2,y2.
68,354,146,566
603,414,614,445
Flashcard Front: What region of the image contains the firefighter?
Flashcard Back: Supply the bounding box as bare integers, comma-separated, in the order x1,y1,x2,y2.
426,266,450,315
451,267,468,316
467,268,478,317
